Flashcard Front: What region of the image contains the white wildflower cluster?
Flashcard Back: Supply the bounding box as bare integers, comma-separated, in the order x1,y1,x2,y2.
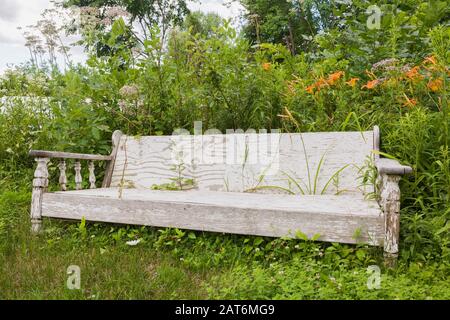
118,84,144,115
118,99,128,113
101,6,131,26
24,33,42,49
118,99,145,115
119,84,139,99
75,6,130,29
372,58,398,71
76,6,101,30
36,19,60,55
37,19,59,38
30,73,50,91
372,58,411,73
79,6,100,16
20,5,72,68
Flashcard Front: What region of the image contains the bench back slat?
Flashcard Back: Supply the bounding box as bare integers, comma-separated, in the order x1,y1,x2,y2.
110,131,375,195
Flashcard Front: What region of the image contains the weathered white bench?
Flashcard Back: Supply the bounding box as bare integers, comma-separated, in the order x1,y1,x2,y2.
29,127,411,265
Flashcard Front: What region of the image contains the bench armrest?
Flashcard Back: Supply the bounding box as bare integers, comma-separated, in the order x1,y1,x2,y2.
29,150,112,192
29,150,112,161
375,157,411,266
375,158,412,175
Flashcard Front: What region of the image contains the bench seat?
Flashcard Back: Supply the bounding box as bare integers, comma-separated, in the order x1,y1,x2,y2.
30,127,412,266
42,188,384,245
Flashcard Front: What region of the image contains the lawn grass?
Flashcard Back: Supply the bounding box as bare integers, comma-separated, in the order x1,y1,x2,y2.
0,190,449,300
1,244,210,299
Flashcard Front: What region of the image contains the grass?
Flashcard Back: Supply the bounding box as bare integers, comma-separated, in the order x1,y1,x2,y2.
0,190,449,300
1,244,209,299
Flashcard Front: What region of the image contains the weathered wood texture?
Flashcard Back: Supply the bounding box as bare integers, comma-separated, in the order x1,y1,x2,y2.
101,130,123,188
42,188,384,245
30,157,49,233
29,150,111,161
57,160,67,191
379,173,401,257
376,158,413,175
373,125,380,160
374,155,412,266
88,161,96,189
74,161,82,190
110,131,376,195
30,127,413,267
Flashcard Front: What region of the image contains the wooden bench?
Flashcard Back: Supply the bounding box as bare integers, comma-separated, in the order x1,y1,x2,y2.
29,127,412,265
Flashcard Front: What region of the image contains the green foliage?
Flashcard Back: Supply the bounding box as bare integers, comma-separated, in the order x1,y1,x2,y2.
2,14,449,262
205,258,450,299
0,1,449,299
239,0,338,54
64,0,189,32
0,190,448,299
240,0,449,73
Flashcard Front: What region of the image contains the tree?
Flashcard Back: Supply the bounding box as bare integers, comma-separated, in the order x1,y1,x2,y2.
237,0,449,71
63,0,190,48
238,0,338,55
183,11,223,38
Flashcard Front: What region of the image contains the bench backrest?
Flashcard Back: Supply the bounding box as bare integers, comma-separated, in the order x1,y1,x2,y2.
110,130,378,196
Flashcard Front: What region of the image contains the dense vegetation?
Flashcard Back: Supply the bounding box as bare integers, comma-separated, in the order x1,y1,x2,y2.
0,0,449,299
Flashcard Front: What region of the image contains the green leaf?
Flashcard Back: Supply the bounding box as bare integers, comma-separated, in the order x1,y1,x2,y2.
188,232,196,240
295,230,308,241
254,237,264,246
356,249,366,261
311,233,321,241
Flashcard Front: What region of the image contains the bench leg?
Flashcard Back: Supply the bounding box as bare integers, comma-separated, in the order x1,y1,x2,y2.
30,158,49,234
380,174,401,268
384,252,398,268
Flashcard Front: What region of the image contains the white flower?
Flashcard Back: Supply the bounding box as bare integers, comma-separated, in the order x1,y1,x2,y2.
119,84,139,99
105,6,130,19
126,239,141,246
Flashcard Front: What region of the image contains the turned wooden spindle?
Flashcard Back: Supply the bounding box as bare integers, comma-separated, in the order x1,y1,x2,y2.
74,160,82,190
30,157,49,233
88,161,96,189
58,160,67,191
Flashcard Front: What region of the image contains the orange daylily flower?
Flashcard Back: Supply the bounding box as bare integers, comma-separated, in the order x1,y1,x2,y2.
305,85,315,94
326,71,345,85
423,55,437,65
345,77,359,87
361,79,379,89
262,62,271,71
305,76,332,94
405,66,423,80
427,78,443,92
315,77,328,89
